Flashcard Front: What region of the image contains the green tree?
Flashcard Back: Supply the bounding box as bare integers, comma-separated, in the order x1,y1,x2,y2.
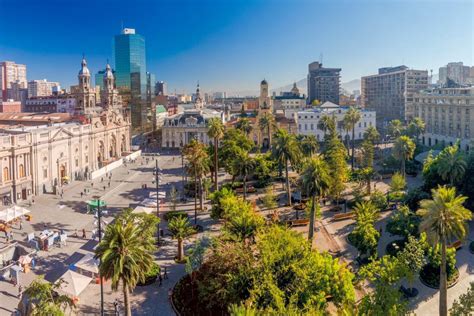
207,117,225,191
95,211,157,316
386,205,420,239
301,156,330,244
397,235,426,292
417,186,472,316
317,114,335,138
324,124,348,203
221,129,254,180
392,136,416,177
209,187,236,219
272,129,301,206
236,117,253,137
232,148,255,200
363,125,380,144
262,186,277,209
388,119,404,139
450,282,474,316
406,117,425,141
390,172,406,192
298,134,319,157
183,139,210,223
343,107,361,170
258,112,275,149
21,277,74,316
437,141,466,186
168,216,195,262
224,210,264,243
349,201,380,258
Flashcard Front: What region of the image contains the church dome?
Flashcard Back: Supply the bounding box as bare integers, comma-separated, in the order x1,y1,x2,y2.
261,79,268,85
104,63,114,79
78,58,90,76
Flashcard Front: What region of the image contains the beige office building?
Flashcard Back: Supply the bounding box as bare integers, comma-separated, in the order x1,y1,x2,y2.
0,61,27,101
414,87,474,151
27,79,60,97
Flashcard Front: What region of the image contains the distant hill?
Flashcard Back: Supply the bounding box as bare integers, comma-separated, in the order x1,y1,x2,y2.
230,78,362,97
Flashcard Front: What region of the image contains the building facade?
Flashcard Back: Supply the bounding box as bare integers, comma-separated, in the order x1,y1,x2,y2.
0,101,22,113
297,102,376,142
161,109,224,148
361,66,428,129
27,79,60,98
24,96,77,114
155,81,167,96
0,61,27,101
273,82,307,119
414,87,474,151
307,62,341,105
438,62,471,85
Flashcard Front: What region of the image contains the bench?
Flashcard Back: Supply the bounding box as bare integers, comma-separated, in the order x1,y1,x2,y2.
293,204,306,211
286,219,310,227
449,240,462,250
332,212,355,221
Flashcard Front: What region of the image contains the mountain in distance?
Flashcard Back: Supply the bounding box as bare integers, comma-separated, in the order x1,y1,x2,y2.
229,78,361,97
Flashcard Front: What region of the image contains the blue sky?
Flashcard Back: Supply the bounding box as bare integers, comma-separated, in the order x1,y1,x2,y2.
0,0,472,94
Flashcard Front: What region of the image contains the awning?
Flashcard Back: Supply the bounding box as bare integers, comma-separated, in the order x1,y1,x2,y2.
149,191,166,199
0,205,31,223
132,206,155,215
140,198,157,207
57,270,92,297
74,253,99,274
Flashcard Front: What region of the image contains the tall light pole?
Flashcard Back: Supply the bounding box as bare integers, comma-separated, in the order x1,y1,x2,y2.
88,198,106,316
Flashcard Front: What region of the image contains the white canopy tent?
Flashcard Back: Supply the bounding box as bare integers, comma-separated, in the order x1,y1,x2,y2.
132,206,155,215
149,191,166,199
75,253,99,274
57,270,92,297
0,205,30,223
140,198,158,207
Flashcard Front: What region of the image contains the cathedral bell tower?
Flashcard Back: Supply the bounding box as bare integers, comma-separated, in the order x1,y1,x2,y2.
75,56,96,114
259,79,272,111
101,62,119,110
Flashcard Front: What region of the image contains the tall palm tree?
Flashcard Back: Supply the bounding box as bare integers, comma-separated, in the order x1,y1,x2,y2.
343,107,361,170
232,148,255,200
299,134,319,157
417,186,472,316
437,142,466,186
168,217,195,262
95,213,156,316
272,129,301,206
207,117,225,191
363,126,380,145
301,156,330,244
183,140,210,224
236,117,253,137
258,112,275,149
392,135,416,177
388,119,403,139
407,117,425,142
317,114,334,137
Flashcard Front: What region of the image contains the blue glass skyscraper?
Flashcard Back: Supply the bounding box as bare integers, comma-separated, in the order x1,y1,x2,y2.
114,28,148,130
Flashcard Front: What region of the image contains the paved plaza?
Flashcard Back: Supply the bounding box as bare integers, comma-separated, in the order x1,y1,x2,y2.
0,150,472,315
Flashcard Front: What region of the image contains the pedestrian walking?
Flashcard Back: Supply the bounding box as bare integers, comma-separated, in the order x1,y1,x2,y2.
103,186,106,191
19,221,22,230
18,285,23,298
158,274,163,286
82,228,86,239
164,267,168,279
108,182,110,188
60,193,63,199
114,299,119,316
74,229,78,237
91,183,94,188
80,192,83,198
101,177,103,183
10,231,14,241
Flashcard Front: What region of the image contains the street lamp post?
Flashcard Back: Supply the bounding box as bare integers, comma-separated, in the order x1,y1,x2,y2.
155,160,160,243
88,198,106,316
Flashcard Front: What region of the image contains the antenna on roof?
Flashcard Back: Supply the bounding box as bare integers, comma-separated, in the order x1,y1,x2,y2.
320,53,323,65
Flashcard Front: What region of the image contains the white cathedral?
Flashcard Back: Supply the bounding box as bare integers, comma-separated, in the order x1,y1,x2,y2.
0,57,131,205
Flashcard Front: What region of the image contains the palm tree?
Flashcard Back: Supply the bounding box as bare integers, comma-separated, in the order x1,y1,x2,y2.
95,213,156,316
168,217,195,262
22,277,74,315
301,156,330,244
232,148,255,200
437,142,466,186
183,140,210,223
299,134,319,157
258,112,275,149
407,117,425,142
363,126,380,145
272,129,301,206
388,119,403,139
392,135,416,177
207,117,225,191
236,117,253,136
343,107,361,170
417,186,472,316
317,114,334,137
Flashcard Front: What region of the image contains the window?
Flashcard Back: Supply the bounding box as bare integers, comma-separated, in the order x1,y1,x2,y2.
43,169,48,179
85,155,89,163
75,159,79,167
19,164,25,178
3,167,9,181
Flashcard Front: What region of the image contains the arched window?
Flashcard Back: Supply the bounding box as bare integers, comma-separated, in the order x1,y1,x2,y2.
3,167,10,181
19,164,25,178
